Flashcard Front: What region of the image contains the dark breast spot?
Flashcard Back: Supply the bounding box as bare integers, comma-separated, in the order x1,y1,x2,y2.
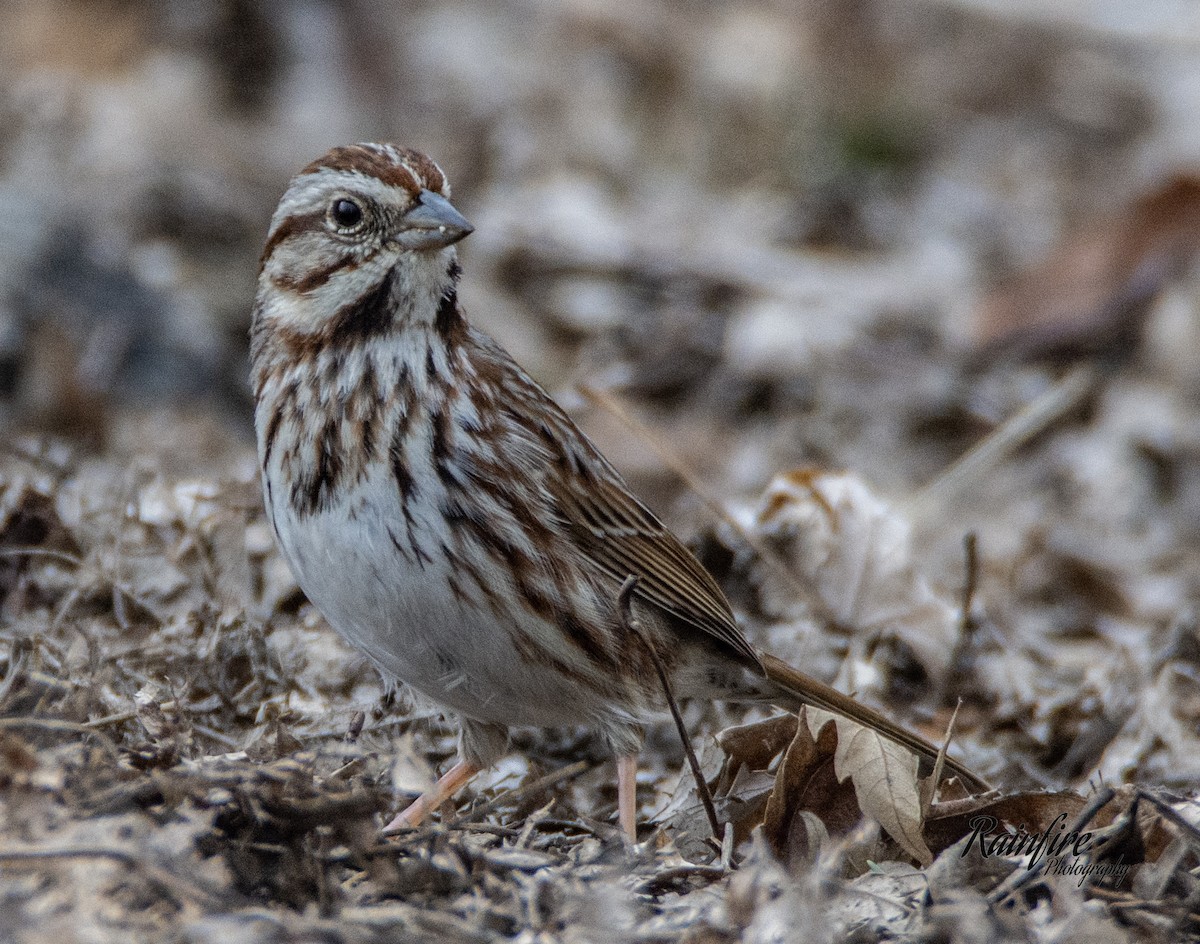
324,268,397,345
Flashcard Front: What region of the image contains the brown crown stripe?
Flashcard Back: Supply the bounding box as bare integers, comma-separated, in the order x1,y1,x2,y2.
388,146,445,194
303,144,445,196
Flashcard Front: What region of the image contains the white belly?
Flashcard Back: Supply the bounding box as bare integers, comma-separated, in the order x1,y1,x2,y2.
267,469,625,730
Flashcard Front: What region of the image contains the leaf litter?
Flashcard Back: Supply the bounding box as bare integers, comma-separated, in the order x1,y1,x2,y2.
6,7,1200,939
6,360,1200,942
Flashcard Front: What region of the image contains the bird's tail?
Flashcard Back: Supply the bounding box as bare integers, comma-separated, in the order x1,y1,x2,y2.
759,652,991,793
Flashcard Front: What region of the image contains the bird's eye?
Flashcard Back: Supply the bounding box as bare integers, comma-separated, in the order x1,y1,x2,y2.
329,198,364,229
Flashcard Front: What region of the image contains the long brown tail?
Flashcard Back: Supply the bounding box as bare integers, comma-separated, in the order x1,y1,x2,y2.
759,653,991,793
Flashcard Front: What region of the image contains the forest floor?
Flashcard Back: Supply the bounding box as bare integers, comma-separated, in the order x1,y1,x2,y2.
5,2,1200,941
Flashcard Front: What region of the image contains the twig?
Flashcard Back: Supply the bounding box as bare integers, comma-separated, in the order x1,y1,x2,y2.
925,699,963,816
959,531,979,636
0,548,84,566
0,639,31,707
580,384,839,631
720,821,735,871
299,708,442,742
633,863,728,896
1136,788,1200,853
0,716,123,762
988,785,1116,905
190,721,241,749
84,706,239,748
942,533,985,709
450,759,592,826
908,364,1097,523
84,709,137,728
1,534,167,631
617,575,722,843
377,763,593,845
0,714,75,735
0,845,231,910
352,819,596,859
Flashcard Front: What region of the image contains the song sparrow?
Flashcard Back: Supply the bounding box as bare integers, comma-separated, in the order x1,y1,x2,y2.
251,143,987,838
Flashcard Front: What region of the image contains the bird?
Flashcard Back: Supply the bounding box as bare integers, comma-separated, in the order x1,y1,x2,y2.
250,143,988,839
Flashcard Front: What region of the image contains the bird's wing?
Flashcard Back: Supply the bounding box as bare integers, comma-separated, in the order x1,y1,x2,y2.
550,462,762,670
478,329,761,670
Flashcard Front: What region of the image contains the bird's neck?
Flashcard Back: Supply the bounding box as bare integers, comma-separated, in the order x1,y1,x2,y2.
250,253,465,395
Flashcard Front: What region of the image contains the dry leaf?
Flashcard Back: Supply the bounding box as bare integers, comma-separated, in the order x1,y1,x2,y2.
974,175,1200,364
131,683,191,768
751,468,958,682
806,707,931,865
1096,661,1200,784
716,705,944,865
737,706,932,866
924,790,1092,859
761,709,850,865
714,712,799,774
657,740,746,859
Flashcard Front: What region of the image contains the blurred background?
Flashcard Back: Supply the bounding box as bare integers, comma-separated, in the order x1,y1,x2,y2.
9,2,1200,906
5,0,1200,513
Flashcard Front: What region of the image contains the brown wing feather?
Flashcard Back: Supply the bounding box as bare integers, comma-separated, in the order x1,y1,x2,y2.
485,332,760,671
551,461,763,671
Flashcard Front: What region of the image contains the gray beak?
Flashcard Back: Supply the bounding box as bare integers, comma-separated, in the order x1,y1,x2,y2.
394,190,473,250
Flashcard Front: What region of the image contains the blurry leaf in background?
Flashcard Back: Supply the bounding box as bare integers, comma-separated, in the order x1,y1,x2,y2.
750,468,960,692
973,175,1200,365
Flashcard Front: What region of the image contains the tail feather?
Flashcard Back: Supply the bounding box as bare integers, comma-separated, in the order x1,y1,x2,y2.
760,653,991,794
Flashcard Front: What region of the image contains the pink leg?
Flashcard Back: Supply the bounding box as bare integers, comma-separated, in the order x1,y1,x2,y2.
617,753,639,840
382,760,480,834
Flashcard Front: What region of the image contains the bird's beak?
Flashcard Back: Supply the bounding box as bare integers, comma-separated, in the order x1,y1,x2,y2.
394,190,474,250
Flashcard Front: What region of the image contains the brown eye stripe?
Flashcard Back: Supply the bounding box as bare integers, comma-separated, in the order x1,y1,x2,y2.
261,145,450,274
260,209,325,265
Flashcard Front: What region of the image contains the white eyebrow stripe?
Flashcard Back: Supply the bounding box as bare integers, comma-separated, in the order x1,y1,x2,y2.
271,167,422,228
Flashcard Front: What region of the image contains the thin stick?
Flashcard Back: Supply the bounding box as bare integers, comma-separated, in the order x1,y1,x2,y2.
580,385,839,631
1136,789,1200,851
617,575,722,843
908,364,1097,523
0,548,83,566
925,699,963,816
943,532,981,707
959,531,979,636
84,709,137,728
451,760,592,825
0,716,123,762
0,845,230,909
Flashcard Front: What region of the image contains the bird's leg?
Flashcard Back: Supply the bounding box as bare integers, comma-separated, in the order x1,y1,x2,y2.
382,759,480,834
617,753,639,840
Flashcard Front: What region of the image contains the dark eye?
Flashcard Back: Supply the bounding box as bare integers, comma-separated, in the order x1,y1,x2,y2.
330,198,364,229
